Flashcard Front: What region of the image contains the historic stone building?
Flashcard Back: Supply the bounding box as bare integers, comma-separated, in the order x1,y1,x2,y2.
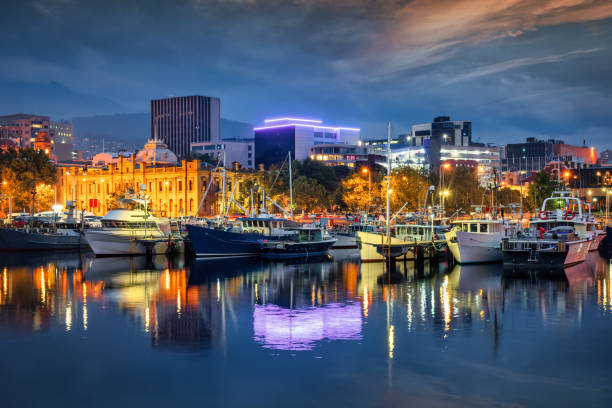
56,139,256,217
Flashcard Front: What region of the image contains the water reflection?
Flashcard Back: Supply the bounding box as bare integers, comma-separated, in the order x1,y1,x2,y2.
0,251,610,355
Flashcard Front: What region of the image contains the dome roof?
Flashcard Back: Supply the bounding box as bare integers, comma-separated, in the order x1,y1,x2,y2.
135,139,179,165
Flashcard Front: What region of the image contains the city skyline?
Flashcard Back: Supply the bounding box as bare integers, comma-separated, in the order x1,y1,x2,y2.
1,1,611,148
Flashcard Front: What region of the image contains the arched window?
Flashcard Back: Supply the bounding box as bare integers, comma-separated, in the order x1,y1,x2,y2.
179,199,183,214
159,182,162,192
169,199,173,216
178,180,182,191
188,180,193,191
189,198,194,213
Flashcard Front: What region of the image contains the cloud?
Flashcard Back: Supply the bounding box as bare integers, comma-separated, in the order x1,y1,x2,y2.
442,48,602,85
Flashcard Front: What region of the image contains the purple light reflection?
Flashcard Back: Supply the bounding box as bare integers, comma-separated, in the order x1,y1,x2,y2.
253,302,363,351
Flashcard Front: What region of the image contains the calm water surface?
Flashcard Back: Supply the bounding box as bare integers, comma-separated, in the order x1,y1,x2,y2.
0,250,611,407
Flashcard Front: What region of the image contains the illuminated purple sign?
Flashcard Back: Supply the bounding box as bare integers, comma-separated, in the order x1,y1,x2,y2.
253,302,363,351
254,123,361,132
264,117,322,124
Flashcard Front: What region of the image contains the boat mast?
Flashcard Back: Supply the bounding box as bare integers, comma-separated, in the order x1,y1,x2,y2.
386,121,391,246
288,151,293,220
222,150,226,224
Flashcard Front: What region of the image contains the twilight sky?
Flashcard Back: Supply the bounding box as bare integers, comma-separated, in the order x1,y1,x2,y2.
1,0,611,148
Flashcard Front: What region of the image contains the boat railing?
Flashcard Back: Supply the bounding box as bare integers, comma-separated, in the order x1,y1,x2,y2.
502,238,566,252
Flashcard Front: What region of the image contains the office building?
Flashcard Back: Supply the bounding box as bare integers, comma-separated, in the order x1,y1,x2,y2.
254,117,360,167
0,114,50,148
309,144,372,168
363,134,412,152
151,95,221,158
190,139,255,169
390,144,501,186
503,137,597,173
50,121,74,161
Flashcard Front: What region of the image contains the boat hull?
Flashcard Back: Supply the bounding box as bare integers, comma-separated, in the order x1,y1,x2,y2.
589,233,606,252
84,230,168,256
446,228,502,264
186,224,266,257
260,239,336,259
502,239,591,269
0,228,84,251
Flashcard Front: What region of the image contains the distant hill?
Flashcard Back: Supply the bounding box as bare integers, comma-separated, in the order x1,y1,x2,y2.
72,113,253,158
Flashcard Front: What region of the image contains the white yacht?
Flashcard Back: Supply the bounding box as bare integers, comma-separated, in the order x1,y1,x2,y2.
84,208,170,256
445,218,516,264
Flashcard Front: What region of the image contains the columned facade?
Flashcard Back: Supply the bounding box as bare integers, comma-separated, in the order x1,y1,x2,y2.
56,157,255,217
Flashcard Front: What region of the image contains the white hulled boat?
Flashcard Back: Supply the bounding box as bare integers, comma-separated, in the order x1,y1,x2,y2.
446,218,516,264
84,208,170,256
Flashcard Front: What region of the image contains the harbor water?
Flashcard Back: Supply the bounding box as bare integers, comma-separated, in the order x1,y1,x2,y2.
0,250,611,407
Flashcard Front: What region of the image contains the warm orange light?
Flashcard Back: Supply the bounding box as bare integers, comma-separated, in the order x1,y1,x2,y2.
361,167,368,174
564,171,570,178
443,163,451,169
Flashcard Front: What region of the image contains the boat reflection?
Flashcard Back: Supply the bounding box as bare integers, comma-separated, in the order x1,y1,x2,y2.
0,252,610,356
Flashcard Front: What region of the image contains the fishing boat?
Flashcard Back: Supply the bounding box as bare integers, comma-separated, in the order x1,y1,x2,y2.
446,218,517,264
84,206,171,256
259,226,336,258
358,222,449,262
186,216,296,257
502,190,598,269
0,203,86,252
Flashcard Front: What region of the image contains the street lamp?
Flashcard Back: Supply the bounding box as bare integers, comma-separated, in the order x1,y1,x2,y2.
362,167,371,211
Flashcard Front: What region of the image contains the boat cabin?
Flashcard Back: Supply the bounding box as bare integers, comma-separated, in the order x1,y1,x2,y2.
235,217,285,235
394,225,448,242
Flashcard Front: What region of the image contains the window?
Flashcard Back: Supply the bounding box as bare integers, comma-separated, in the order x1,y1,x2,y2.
189,198,194,212
248,153,252,158
159,182,162,192
470,223,477,232
480,224,488,233
248,160,252,166
248,145,252,151
178,180,182,191
188,180,193,191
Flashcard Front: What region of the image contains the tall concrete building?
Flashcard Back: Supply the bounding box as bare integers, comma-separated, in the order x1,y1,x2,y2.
151,95,220,158
50,121,73,161
0,114,50,148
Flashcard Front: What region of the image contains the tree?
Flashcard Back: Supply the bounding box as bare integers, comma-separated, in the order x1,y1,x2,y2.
292,176,329,213
342,173,376,212
0,148,57,213
527,171,559,211
384,166,429,212
443,167,483,212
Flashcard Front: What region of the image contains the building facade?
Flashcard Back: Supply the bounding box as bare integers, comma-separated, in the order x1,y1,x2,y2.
411,116,472,148
308,144,370,168
0,114,50,148
50,121,74,162
190,139,255,169
254,117,360,167
151,95,221,158
503,137,597,173
390,144,501,186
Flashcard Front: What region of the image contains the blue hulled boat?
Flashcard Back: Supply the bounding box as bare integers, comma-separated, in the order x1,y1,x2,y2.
186,217,298,257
